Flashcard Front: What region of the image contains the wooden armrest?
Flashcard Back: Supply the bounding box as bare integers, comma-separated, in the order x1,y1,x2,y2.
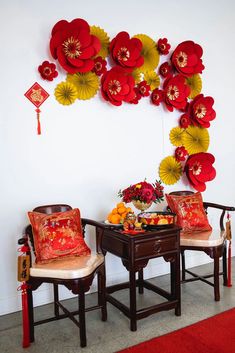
81,218,106,254
203,202,235,231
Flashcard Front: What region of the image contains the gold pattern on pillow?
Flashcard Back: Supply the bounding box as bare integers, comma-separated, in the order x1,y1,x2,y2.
166,192,212,232
28,208,91,263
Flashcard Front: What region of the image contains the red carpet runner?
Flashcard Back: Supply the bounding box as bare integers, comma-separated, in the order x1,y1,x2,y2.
117,308,235,353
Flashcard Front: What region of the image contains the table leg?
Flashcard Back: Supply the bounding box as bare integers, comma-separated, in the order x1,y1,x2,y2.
172,252,181,316
129,270,137,331
138,269,144,294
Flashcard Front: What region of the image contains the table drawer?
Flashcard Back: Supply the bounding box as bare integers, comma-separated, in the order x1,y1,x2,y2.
135,237,176,257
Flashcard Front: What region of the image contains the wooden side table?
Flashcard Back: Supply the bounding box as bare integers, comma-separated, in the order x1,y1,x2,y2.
100,225,181,331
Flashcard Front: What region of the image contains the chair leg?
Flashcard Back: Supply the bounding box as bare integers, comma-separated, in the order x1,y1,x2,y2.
181,250,186,281
27,287,35,343
78,290,87,347
222,243,228,286
214,256,220,301
53,284,59,318
97,264,107,321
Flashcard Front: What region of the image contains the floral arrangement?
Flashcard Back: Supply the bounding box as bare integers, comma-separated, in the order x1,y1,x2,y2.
35,18,217,192
118,180,164,205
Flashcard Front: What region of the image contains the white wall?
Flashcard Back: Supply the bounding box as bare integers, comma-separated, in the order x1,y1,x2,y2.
1,0,235,315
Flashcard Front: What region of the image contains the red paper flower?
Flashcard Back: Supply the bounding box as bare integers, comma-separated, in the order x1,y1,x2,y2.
187,94,216,128
110,31,144,70
163,75,190,112
184,152,216,191
175,146,188,161
101,66,135,106
92,56,107,76
129,87,142,104
151,89,164,106
138,81,151,97
171,41,205,77
38,61,58,81
157,38,171,55
179,113,191,128
159,62,172,78
50,18,101,74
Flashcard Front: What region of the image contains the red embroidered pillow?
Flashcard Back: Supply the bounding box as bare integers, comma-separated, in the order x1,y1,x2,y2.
28,208,91,263
165,192,212,232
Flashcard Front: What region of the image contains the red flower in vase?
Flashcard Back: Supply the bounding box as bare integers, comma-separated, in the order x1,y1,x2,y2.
184,152,216,191
110,31,144,71
50,18,101,74
118,180,164,204
38,61,58,81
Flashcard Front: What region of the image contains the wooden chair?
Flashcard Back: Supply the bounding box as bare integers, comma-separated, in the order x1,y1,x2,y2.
168,191,235,301
18,204,107,348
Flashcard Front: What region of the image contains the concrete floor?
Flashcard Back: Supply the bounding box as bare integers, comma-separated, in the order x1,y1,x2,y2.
1,259,235,353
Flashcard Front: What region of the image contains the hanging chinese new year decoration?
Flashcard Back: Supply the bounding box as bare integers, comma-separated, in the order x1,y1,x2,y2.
24,82,49,135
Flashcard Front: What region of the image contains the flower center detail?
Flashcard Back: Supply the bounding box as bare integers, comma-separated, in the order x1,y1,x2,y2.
195,104,207,119
108,80,121,95
95,62,102,71
190,162,202,175
176,51,188,67
43,67,52,76
167,85,179,100
117,47,130,62
63,37,81,59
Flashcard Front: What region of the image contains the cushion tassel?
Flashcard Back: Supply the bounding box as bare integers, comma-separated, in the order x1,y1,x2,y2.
18,283,30,348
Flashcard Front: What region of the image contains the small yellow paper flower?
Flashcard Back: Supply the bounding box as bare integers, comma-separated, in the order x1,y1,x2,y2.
169,127,185,147
67,72,99,100
132,69,142,84
90,25,110,58
183,126,210,154
186,74,202,99
54,81,77,105
159,156,182,185
133,34,160,73
144,71,160,90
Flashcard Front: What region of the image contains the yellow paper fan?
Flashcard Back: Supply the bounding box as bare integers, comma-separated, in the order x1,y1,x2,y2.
169,127,185,147
186,74,202,99
90,25,110,58
133,34,160,73
144,71,160,90
54,81,77,105
159,156,182,185
132,69,143,84
66,72,99,100
183,126,210,154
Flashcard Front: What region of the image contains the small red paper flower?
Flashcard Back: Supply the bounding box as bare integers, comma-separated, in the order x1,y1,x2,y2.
92,56,107,76
184,152,216,191
179,113,191,128
151,89,164,106
138,81,151,97
159,62,172,78
163,75,190,112
157,38,171,55
38,61,58,81
175,146,188,161
101,66,135,106
187,94,216,128
129,87,142,104
171,41,205,77
110,31,144,70
50,18,101,74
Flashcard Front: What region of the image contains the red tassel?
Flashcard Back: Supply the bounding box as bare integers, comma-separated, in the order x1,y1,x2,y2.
18,283,30,348
36,108,41,135
227,241,232,287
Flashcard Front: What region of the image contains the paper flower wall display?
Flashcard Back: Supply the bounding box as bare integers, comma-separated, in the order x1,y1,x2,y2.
34,17,217,191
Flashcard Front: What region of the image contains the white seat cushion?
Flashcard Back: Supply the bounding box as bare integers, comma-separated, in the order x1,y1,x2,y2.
30,253,104,279
180,229,226,247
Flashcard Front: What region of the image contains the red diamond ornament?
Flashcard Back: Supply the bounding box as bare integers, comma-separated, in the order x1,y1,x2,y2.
24,82,49,135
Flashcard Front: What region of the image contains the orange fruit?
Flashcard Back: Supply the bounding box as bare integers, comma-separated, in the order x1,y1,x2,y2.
126,207,133,213
117,202,125,208
107,213,113,222
112,208,118,214
110,214,121,224
117,206,126,215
